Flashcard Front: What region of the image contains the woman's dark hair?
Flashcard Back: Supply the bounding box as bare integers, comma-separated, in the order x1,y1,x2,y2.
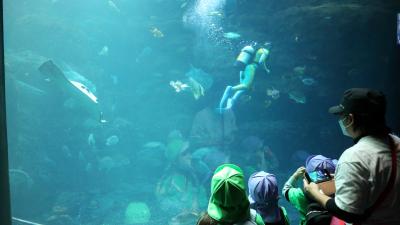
352,113,391,135
196,213,233,225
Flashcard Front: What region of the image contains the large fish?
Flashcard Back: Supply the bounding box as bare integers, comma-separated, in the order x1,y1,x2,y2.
38,60,102,120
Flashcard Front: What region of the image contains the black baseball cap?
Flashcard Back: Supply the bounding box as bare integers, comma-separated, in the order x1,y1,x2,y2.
329,88,386,116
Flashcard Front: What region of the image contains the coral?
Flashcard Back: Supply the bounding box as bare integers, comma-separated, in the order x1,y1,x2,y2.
190,107,237,146
46,214,74,225
52,205,68,214
124,202,151,224
169,211,200,225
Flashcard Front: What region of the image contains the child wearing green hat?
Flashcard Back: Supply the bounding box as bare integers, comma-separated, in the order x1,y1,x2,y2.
196,164,265,225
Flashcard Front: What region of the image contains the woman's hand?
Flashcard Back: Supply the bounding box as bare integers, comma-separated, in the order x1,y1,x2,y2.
303,179,331,207
303,179,320,197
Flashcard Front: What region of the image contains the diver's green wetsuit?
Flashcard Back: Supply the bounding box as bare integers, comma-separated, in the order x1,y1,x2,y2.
219,63,257,111
219,47,269,112
238,63,257,90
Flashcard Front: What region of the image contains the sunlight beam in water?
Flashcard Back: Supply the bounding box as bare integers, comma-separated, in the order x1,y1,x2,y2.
183,0,227,43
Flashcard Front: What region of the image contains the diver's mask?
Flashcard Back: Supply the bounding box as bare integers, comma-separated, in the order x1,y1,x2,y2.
235,45,255,70
338,116,352,137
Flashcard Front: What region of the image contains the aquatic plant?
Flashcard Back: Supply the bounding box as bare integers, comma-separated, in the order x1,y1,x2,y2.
9,169,34,188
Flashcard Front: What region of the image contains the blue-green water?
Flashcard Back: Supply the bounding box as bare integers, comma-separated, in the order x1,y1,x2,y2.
4,0,400,224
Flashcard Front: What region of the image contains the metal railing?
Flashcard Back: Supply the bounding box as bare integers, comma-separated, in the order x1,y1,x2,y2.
0,0,12,224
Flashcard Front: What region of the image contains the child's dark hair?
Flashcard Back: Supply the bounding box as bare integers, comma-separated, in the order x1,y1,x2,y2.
196,212,233,225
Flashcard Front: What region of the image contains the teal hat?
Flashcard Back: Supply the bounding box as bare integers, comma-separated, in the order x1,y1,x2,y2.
207,164,250,223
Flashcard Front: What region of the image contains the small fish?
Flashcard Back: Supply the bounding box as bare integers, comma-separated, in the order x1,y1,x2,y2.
98,156,115,171
169,80,189,93
153,73,163,78
266,88,280,99
136,46,152,63
180,2,187,8
301,77,316,86
263,41,272,47
79,151,85,161
143,141,164,148
108,0,120,13
85,163,93,172
240,95,252,102
99,112,108,124
106,135,119,146
305,55,317,60
88,133,96,147
61,145,72,158
98,45,109,56
208,11,223,17
264,99,272,108
150,27,164,38
223,32,241,39
293,66,306,75
288,91,307,104
110,75,118,85
189,78,205,100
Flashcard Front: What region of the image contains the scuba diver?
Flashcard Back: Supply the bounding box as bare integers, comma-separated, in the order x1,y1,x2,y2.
219,45,270,113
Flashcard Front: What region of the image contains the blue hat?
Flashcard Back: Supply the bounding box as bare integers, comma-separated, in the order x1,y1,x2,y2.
248,171,281,223
306,155,337,176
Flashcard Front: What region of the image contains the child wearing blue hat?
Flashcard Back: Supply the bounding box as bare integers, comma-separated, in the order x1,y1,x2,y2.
248,171,290,225
282,155,337,225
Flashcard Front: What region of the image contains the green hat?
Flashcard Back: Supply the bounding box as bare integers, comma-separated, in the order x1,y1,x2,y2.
207,164,250,223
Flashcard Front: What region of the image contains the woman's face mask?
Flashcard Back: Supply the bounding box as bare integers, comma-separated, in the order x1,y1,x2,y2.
338,116,351,137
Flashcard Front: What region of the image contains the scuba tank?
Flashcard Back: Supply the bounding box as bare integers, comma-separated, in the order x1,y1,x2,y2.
234,45,255,70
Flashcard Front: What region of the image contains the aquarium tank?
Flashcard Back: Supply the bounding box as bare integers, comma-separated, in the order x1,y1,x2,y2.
3,0,400,224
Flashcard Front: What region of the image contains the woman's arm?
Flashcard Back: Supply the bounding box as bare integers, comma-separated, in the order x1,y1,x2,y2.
303,179,365,223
